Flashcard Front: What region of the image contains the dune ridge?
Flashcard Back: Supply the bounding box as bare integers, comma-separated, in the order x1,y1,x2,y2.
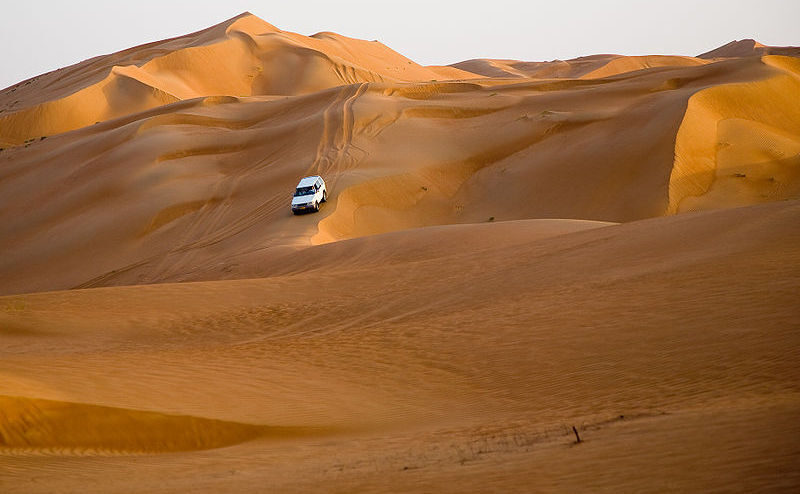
0,12,473,146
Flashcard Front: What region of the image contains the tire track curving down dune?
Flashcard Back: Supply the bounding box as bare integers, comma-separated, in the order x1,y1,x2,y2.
307,83,370,182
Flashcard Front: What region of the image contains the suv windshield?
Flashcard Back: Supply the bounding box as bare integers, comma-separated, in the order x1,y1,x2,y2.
294,186,314,197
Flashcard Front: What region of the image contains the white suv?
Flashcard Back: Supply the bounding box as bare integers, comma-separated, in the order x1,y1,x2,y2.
291,175,327,214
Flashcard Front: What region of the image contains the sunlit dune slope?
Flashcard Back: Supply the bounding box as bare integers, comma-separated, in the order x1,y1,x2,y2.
669,55,800,212
2,48,799,295
0,12,473,146
1,200,798,492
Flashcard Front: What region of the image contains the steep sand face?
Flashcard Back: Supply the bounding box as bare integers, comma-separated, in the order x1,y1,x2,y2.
1,200,798,492
669,55,800,213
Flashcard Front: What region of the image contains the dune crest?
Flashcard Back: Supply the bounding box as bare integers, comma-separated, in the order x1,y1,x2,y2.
698,38,800,59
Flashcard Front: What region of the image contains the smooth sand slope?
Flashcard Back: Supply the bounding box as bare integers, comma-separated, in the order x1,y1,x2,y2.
1,200,799,493
1,12,799,494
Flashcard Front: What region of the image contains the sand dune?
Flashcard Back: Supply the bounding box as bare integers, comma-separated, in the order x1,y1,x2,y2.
669,55,800,213
0,13,473,146
452,54,708,79
0,12,799,493
698,38,800,59
1,200,798,492
3,52,799,295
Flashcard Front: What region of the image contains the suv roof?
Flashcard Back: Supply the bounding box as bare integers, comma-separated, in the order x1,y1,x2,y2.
297,176,322,187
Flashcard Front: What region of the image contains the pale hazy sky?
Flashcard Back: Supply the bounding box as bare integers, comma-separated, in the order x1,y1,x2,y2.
2,0,798,89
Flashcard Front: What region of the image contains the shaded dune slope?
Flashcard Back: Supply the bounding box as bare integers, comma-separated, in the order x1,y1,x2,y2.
0,395,304,453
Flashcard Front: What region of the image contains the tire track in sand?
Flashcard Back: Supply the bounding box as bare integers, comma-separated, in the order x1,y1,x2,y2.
73,85,376,289
307,83,370,193
163,83,372,253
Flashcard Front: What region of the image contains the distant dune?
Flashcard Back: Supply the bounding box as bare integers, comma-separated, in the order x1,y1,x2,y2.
698,38,800,59
0,12,798,494
451,54,708,79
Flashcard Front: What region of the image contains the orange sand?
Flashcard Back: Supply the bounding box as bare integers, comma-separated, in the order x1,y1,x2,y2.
0,12,799,494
